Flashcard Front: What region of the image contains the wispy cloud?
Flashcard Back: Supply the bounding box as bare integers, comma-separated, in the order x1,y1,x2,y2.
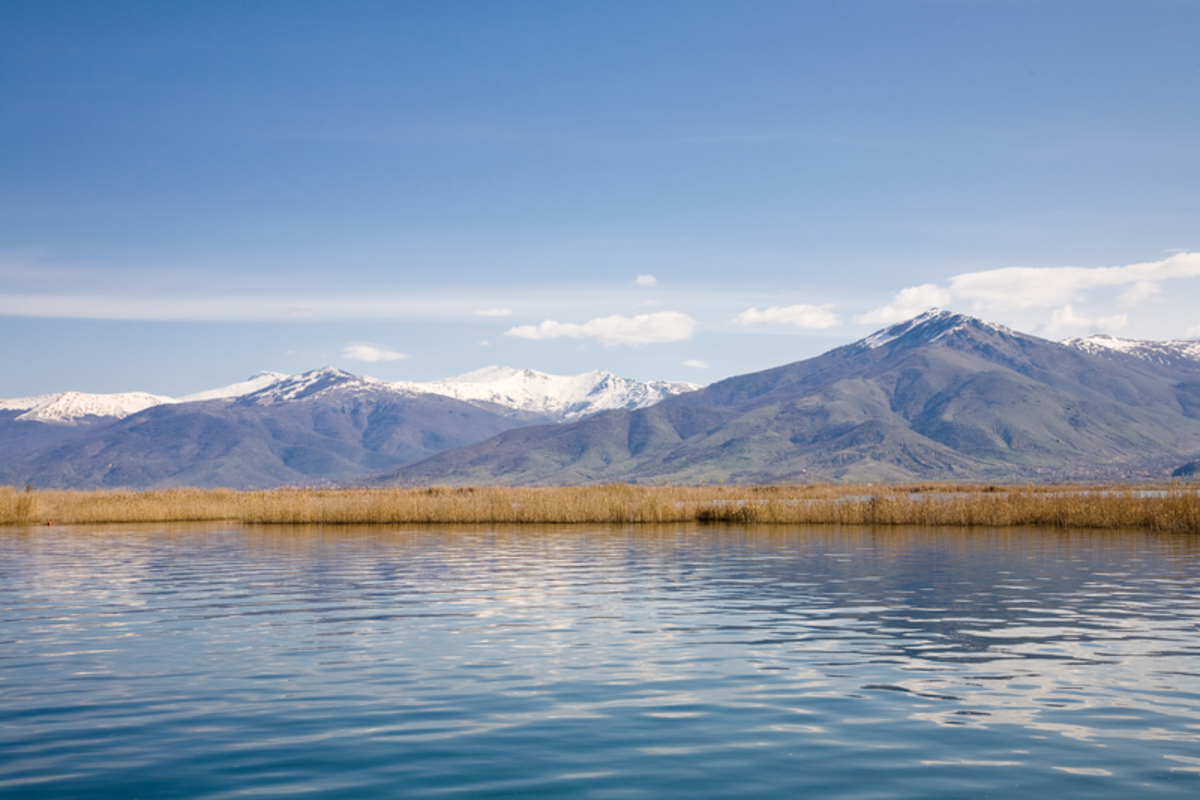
505,311,696,347
733,303,840,329
635,274,658,287
474,308,512,317
342,343,410,362
856,253,1200,325
683,359,709,369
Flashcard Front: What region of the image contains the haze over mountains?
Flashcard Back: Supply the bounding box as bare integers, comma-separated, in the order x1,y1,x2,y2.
4,310,1200,489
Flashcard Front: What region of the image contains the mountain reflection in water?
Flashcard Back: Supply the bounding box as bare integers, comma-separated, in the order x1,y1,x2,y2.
2,523,1199,798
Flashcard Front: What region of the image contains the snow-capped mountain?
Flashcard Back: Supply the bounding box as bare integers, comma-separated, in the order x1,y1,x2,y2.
389,309,1200,487
0,365,702,489
0,372,288,425
1060,334,1200,367
8,311,1200,490
391,366,700,421
1,366,699,425
0,391,176,424
857,309,1016,351
237,367,379,405
236,365,698,419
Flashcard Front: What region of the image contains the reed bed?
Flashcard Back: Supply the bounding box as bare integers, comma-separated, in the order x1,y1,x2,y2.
1,483,1198,532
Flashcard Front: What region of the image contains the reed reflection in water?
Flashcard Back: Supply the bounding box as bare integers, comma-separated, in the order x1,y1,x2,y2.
2,523,1199,798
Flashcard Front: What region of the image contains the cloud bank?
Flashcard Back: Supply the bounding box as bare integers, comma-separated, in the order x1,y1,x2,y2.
342,343,410,362
857,252,1200,325
733,303,840,329
505,311,696,346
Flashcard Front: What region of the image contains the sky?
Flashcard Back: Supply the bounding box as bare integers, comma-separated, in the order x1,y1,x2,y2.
2,0,1199,397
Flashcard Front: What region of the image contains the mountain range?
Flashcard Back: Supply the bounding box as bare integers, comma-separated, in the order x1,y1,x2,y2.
0,367,697,489
3,310,1200,488
384,311,1200,486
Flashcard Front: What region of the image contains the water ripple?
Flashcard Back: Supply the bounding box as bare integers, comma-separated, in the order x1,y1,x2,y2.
2,523,1199,798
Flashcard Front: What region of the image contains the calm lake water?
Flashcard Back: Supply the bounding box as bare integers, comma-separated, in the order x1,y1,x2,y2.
2,523,1199,798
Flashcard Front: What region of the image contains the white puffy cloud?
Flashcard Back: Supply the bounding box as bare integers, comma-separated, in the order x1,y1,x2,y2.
342,342,410,362
1187,323,1200,338
854,284,953,325
1042,305,1128,336
635,274,658,287
505,311,696,347
684,359,710,369
734,303,840,329
474,308,512,317
857,252,1200,324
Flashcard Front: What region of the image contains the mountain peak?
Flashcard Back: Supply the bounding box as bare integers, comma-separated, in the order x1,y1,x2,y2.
242,367,362,404
303,366,357,380
857,309,1014,351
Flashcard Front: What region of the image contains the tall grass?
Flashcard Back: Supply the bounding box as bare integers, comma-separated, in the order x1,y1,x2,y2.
0,486,36,526
2,483,1198,532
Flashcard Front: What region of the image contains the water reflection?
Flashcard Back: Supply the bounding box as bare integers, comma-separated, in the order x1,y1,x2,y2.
2,523,1199,798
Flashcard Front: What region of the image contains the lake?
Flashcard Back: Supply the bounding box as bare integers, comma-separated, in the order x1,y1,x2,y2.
2,523,1199,798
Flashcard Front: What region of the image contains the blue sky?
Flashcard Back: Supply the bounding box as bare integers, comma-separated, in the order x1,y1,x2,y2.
3,0,1198,396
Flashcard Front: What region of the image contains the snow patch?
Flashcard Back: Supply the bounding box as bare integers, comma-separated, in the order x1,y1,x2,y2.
391,366,700,421
858,309,1014,351
1,372,292,424
1061,334,1200,365
178,371,289,402
2,366,700,425
3,391,174,424
243,368,364,404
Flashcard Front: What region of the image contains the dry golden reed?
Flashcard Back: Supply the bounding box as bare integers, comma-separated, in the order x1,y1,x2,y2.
2,483,1198,532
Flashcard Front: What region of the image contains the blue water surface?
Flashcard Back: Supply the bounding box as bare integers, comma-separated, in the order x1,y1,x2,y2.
2,523,1199,798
